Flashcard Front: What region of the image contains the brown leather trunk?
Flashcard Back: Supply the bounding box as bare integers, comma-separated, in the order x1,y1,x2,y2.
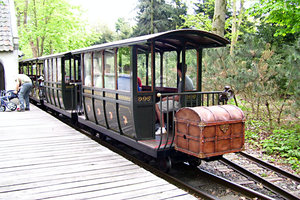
174,105,245,158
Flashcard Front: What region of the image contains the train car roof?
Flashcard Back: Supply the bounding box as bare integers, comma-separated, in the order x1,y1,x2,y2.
71,29,230,54
19,52,69,62
18,29,230,62
38,52,71,60
19,57,39,63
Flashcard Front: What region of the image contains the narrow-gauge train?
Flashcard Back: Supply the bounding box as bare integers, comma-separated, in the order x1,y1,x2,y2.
19,29,245,170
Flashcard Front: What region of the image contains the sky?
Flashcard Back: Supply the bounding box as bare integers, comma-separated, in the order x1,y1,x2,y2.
69,0,197,31
69,0,139,30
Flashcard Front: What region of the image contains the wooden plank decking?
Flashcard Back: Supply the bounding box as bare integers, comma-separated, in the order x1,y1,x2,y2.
0,104,197,200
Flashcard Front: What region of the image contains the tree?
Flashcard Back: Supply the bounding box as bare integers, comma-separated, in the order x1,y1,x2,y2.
115,18,133,40
15,0,91,57
212,0,226,37
251,0,300,37
134,0,187,36
230,0,244,55
90,23,116,45
194,0,215,20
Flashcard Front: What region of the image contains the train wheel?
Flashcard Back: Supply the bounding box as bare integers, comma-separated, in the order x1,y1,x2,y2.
0,105,6,112
90,130,97,137
98,133,107,141
188,159,201,167
159,156,172,172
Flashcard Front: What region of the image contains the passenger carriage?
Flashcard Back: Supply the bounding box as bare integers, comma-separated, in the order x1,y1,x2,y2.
38,52,81,119
19,58,44,104
71,29,233,163
19,29,245,169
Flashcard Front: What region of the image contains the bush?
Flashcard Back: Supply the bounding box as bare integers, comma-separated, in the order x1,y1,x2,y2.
261,125,300,171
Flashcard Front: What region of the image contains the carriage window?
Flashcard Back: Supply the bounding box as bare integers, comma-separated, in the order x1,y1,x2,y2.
32,64,37,78
137,47,153,92
49,59,53,82
44,60,48,81
70,58,74,81
57,58,62,82
185,49,197,91
74,59,80,81
53,58,57,82
104,49,115,89
65,59,70,83
93,51,103,88
117,47,131,91
155,52,162,87
163,51,177,88
84,53,92,86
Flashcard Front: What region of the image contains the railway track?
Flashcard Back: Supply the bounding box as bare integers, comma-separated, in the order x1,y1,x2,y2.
50,111,299,200
90,134,275,200
220,152,300,200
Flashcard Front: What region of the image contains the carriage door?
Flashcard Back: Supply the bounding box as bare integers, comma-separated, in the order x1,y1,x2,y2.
133,45,155,140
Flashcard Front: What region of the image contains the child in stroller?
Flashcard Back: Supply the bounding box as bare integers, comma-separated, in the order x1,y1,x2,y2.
0,90,18,112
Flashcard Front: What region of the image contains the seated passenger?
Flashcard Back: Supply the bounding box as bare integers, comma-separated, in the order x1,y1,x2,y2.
155,63,193,135
137,77,142,91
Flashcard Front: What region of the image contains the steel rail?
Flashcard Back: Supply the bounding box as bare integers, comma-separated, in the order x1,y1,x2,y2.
220,157,300,200
197,168,275,200
239,151,300,183
82,128,275,200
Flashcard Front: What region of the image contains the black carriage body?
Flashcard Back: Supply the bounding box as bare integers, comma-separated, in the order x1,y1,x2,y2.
36,53,82,118
19,29,230,160
72,29,230,158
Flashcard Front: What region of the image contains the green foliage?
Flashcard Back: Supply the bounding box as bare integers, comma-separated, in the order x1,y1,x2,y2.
15,0,95,57
115,18,133,40
90,23,116,45
180,12,212,31
250,0,300,37
134,0,187,36
194,0,215,20
261,126,300,170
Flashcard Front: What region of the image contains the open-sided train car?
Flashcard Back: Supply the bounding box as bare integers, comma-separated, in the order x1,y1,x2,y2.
37,53,81,120
19,58,44,104
19,29,245,170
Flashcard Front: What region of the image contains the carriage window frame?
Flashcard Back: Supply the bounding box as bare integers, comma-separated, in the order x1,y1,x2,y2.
53,58,57,82
57,57,62,82
49,58,53,82
93,51,103,88
83,53,92,86
104,49,116,90
137,45,153,93
117,47,131,92
162,51,178,89
44,59,48,82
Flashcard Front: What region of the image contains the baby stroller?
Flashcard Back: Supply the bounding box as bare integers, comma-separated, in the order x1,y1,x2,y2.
0,90,18,112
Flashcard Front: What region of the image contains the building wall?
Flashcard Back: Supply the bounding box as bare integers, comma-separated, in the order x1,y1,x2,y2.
0,0,19,91
0,52,19,90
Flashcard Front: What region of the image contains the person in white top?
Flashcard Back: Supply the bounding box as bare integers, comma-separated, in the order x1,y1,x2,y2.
155,63,194,135
14,74,32,111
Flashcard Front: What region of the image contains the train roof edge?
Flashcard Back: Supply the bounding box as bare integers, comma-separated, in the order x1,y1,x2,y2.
71,29,230,54
19,29,230,62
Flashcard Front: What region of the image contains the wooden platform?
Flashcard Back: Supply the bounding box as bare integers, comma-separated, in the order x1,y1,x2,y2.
0,104,197,200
